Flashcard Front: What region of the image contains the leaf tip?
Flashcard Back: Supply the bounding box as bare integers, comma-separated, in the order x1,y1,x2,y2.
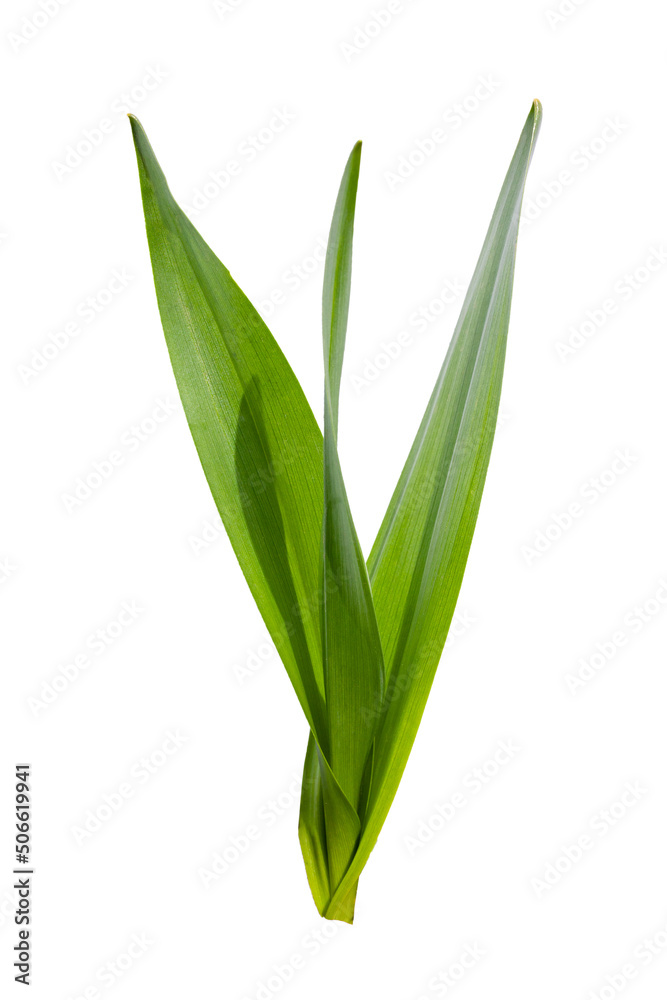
348,140,363,175
127,115,170,195
127,113,144,139
128,114,149,158
530,98,543,132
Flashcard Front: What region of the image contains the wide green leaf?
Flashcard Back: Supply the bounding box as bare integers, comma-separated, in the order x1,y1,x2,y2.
129,116,329,743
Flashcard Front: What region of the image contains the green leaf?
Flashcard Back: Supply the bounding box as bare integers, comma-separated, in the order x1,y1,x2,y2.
325,99,542,919
320,141,384,814
129,115,329,744
299,141,384,921
320,140,384,902
298,732,361,922
298,734,330,914
130,116,364,922
129,103,541,924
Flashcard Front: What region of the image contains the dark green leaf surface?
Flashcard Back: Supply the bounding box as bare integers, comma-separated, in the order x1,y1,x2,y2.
320,141,384,815
318,141,385,914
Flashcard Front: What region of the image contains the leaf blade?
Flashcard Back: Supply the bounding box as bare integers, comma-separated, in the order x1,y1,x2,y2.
130,117,365,917
326,100,542,917
129,115,328,743
320,141,385,821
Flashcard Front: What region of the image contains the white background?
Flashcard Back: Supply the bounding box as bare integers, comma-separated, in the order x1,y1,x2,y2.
2,0,666,997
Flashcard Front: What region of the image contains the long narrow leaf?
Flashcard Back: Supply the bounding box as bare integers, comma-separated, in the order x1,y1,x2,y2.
320,141,384,815
326,100,542,919
300,142,385,921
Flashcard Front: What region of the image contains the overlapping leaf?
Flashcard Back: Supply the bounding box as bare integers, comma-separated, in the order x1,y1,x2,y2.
320,142,384,821
130,115,363,921
129,102,541,923
300,141,385,920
